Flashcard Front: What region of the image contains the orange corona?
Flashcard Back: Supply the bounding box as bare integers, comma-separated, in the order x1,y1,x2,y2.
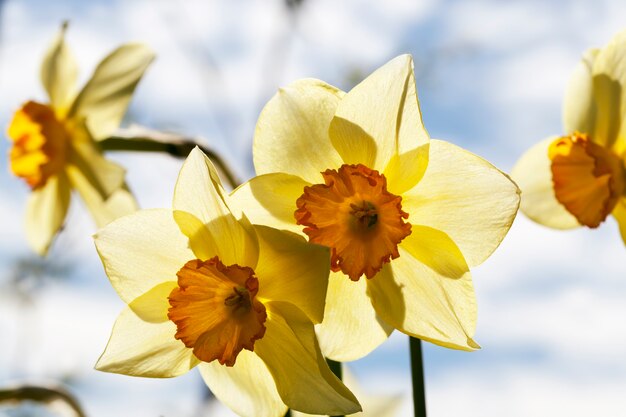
549,133,625,228
168,257,267,366
295,164,412,281
7,101,69,189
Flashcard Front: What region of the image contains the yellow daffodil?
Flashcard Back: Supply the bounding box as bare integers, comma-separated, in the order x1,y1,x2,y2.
229,55,520,361
512,31,626,243
94,148,361,417
7,23,154,255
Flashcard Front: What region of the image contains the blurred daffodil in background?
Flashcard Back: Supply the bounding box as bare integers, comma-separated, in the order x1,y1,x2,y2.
512,30,626,243
230,54,521,361
7,23,154,255
94,148,361,417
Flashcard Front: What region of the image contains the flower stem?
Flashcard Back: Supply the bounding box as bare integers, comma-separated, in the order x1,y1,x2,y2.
99,129,241,189
326,358,344,417
0,384,87,417
409,336,427,417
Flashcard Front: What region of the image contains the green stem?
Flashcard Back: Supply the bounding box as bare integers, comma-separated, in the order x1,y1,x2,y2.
99,134,241,189
409,337,427,417
326,358,344,417
0,384,87,417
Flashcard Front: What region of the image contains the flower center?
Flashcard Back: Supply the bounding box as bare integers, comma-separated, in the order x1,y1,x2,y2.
168,257,267,366
549,133,625,228
7,101,69,189
295,164,412,281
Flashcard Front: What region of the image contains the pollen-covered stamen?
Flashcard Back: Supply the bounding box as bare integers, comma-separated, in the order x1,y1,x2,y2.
350,201,378,228
7,101,68,189
168,257,267,366
549,133,625,228
295,164,412,281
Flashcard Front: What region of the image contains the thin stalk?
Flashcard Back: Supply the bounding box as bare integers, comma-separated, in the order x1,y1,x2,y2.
99,134,240,189
326,358,344,417
0,384,87,417
409,337,427,417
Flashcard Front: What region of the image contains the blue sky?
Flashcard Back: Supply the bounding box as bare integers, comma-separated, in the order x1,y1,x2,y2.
1,0,626,416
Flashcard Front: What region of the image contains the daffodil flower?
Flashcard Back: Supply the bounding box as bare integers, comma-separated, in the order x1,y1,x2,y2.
94,148,361,417
512,31,626,243
7,23,154,255
230,55,520,361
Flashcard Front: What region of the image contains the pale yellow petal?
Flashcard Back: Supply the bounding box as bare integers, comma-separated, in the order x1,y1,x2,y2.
173,148,258,267
199,350,286,417
41,22,78,112
256,301,361,416
329,55,429,171
316,271,393,362
511,137,580,229
25,173,71,256
254,225,330,324
253,79,344,183
612,198,626,245
563,49,598,136
128,281,177,323
96,305,198,378
403,139,520,266
367,245,478,351
383,143,429,195
229,173,309,234
93,208,194,304
68,43,155,140
591,29,626,151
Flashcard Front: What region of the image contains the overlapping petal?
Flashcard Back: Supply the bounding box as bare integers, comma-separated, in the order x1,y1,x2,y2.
613,199,626,245
255,301,361,415
254,225,330,324
329,54,429,171
25,173,70,256
174,148,258,267
199,350,286,417
563,49,598,136
93,208,194,304
40,22,77,113
229,172,309,234
316,272,393,362
367,243,478,351
68,43,155,140
96,305,198,378
511,137,580,229
253,79,344,183
404,140,521,266
591,29,626,152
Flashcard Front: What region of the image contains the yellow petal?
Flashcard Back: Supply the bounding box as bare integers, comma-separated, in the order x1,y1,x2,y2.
229,173,309,234
253,225,330,324
329,55,429,171
93,208,194,304
367,244,478,351
255,301,361,416
68,43,155,140
511,137,580,229
96,305,198,378
404,139,520,266
173,147,258,267
613,198,626,245
563,49,598,136
383,143,430,195
41,22,78,112
199,350,287,417
25,173,71,256
316,271,393,361
128,281,177,323
591,29,626,152
253,79,344,183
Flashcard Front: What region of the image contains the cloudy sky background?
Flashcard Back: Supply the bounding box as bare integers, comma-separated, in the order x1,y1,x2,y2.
1,0,626,416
